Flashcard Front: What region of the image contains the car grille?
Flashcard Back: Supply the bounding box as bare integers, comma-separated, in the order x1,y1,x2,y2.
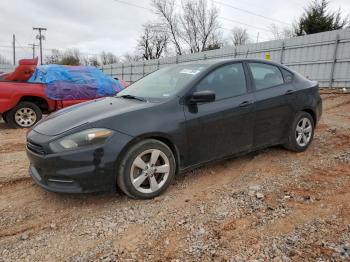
27,141,46,155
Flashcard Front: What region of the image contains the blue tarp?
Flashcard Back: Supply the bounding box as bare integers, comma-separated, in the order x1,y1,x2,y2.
28,65,124,100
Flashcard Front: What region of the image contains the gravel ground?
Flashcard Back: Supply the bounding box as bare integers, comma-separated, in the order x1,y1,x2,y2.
0,91,350,262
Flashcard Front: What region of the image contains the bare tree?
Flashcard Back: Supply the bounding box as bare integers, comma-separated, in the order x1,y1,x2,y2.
100,51,119,65
203,30,224,51
152,0,183,55
138,23,169,60
194,0,220,52
181,0,200,53
269,24,295,40
79,55,90,66
152,0,221,54
231,27,250,46
0,54,10,65
60,49,81,66
45,49,62,64
89,56,100,67
122,52,142,63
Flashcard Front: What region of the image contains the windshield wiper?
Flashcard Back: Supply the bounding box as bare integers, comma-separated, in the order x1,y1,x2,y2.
118,95,147,102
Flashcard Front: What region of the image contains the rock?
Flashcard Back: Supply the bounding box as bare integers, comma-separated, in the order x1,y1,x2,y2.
303,195,311,201
256,193,264,199
198,228,206,235
248,190,256,197
335,243,350,258
249,185,262,191
178,220,186,225
328,128,337,134
20,233,29,240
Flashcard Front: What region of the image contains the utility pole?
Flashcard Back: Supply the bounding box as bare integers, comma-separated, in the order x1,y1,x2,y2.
28,43,39,59
12,34,16,65
33,27,47,65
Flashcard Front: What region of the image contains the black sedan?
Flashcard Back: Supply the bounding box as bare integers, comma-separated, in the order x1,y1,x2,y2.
26,59,322,199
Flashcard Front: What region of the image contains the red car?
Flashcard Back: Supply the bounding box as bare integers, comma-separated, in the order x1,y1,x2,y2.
0,58,124,128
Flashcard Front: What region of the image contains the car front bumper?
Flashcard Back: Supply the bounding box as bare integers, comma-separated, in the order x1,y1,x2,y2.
26,131,133,193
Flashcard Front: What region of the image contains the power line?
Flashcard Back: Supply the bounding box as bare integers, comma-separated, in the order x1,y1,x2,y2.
219,17,271,32
15,38,30,54
114,0,152,11
0,44,104,57
213,0,291,26
113,0,273,37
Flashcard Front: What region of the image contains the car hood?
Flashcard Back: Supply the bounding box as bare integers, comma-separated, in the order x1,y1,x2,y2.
33,97,151,136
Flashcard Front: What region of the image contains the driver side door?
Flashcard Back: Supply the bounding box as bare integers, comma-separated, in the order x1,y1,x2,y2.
183,62,255,167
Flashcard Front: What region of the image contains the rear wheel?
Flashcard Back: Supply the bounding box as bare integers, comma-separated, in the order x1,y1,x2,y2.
6,102,42,128
284,111,314,152
117,139,176,199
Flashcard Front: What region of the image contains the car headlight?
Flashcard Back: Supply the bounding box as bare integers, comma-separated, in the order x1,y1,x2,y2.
49,128,114,153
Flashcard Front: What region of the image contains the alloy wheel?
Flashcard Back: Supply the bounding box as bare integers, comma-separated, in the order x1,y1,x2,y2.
130,149,170,194
295,117,312,147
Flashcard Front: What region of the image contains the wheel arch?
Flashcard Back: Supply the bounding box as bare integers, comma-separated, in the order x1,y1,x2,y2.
115,132,181,176
18,96,49,113
301,108,317,125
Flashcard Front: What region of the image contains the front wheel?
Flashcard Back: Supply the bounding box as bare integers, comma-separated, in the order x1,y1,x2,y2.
284,111,314,152
1,112,8,123
6,102,42,128
117,139,176,199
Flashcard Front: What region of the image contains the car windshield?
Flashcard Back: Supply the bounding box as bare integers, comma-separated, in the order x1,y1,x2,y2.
117,64,209,101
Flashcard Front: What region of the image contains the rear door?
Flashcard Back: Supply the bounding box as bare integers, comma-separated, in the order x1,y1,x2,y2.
184,62,255,166
247,62,296,149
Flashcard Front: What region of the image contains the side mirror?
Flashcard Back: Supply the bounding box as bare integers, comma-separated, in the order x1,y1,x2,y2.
189,90,216,104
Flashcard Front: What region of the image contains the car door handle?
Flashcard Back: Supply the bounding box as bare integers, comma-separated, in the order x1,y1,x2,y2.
239,100,253,107
285,89,295,95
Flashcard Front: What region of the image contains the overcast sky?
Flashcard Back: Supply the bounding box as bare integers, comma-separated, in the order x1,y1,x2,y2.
0,0,349,63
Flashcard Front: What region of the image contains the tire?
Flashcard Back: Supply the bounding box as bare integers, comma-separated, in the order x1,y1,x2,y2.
284,111,315,152
6,102,42,128
117,139,176,199
1,112,7,123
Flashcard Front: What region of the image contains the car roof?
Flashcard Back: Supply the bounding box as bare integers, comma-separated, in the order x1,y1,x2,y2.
180,58,280,65
176,58,294,74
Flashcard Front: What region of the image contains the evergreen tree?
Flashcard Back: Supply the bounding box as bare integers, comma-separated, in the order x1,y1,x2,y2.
295,0,348,36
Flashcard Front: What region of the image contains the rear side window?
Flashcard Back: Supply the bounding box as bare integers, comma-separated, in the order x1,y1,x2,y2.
249,63,284,90
195,63,247,100
281,68,293,83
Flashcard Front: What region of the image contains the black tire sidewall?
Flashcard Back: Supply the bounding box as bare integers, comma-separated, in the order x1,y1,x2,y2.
287,112,315,152
7,102,42,128
2,112,8,123
117,139,176,199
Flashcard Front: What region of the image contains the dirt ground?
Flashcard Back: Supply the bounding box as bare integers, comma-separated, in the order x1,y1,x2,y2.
0,91,350,262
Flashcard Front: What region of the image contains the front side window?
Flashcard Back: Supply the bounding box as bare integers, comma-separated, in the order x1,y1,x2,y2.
249,63,284,90
195,63,247,100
